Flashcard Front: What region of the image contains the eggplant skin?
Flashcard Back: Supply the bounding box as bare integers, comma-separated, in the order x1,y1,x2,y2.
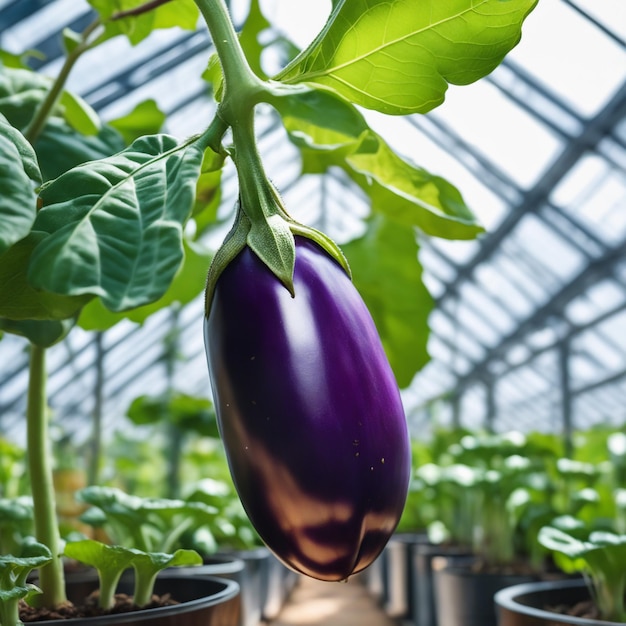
204,237,411,581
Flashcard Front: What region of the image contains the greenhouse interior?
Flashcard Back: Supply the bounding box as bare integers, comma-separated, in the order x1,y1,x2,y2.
0,0,625,625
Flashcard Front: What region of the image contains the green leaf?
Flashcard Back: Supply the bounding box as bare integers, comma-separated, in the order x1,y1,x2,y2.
29,134,206,312
342,215,433,387
0,318,73,347
108,99,167,145
275,0,538,115
88,0,200,46
63,540,136,609
0,233,92,321
78,237,212,330
0,115,40,255
62,27,83,55
35,119,126,181
59,90,101,135
0,66,125,181
269,85,482,239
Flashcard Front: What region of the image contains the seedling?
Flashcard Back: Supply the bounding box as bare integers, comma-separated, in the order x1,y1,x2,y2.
0,541,52,626
63,540,201,609
539,522,626,622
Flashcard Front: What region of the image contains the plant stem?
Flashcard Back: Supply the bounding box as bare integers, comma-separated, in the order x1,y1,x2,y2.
23,19,101,145
133,571,158,608
26,344,66,607
194,0,282,220
194,0,265,125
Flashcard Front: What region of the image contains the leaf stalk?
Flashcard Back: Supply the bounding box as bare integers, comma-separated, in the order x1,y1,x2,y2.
23,19,102,145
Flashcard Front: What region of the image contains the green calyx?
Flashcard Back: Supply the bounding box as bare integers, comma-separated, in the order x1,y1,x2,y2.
195,0,350,316
203,190,350,316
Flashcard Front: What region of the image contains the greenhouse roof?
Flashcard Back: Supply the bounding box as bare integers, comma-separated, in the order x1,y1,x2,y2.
0,0,625,446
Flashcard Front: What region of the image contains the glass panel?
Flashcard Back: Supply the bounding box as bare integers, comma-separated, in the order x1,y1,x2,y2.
508,0,626,117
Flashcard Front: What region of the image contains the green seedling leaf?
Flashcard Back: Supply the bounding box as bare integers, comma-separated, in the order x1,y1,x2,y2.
0,538,52,625
64,540,136,609
0,583,42,626
77,487,218,553
30,134,206,312
342,215,432,387
108,99,166,146
269,85,482,239
130,548,202,607
538,524,626,621
126,393,218,437
275,0,538,115
88,0,199,46
0,115,40,255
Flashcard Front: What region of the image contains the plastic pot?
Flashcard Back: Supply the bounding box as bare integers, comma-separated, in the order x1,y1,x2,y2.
216,547,271,626
26,574,240,625
382,532,429,619
262,551,297,621
495,578,617,625
433,556,538,626
412,542,472,626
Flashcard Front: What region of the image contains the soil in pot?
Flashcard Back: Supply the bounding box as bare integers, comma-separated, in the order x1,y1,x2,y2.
18,575,240,625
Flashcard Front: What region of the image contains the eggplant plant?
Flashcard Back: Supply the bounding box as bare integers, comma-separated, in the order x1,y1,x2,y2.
0,0,538,617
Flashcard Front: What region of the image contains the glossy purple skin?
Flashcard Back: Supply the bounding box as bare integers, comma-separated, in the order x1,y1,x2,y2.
204,237,411,581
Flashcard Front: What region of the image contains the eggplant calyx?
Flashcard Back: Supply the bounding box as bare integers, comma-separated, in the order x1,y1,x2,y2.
204,203,250,316
204,200,297,315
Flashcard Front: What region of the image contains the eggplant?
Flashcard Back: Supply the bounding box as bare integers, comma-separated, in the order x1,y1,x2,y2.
204,236,411,581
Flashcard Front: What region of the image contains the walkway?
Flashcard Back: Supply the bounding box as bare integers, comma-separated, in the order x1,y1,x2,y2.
266,574,399,626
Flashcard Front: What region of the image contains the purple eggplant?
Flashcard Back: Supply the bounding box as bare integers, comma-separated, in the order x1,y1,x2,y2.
204,236,410,581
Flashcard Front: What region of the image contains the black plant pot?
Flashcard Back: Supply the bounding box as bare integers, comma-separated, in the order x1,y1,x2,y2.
168,555,248,626
216,547,271,626
382,532,429,620
262,551,297,621
433,557,538,626
495,578,617,625
27,574,240,625
359,551,386,604
412,542,472,626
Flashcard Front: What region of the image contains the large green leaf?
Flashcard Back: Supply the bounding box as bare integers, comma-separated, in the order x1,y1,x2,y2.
275,0,538,115
0,115,40,255
29,134,206,312
342,215,433,387
0,318,74,347
88,0,199,46
78,237,212,330
0,233,92,320
270,85,482,239
35,119,126,181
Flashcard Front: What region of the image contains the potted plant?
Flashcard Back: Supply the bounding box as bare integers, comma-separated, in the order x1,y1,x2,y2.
496,520,626,625
428,431,565,626
0,0,539,621
496,429,626,626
